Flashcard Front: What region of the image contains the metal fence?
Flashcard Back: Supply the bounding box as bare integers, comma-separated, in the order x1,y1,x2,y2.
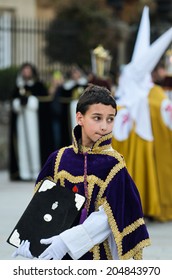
0,13,62,82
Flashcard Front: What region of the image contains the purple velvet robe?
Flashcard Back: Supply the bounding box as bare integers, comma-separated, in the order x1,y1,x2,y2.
35,125,150,259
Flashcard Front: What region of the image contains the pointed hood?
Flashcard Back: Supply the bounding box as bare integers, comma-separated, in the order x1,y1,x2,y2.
116,6,152,104
130,27,172,82
116,6,172,103
131,6,150,63
113,6,172,141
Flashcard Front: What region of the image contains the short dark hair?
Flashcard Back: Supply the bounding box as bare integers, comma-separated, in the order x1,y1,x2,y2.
76,84,117,115
19,62,39,80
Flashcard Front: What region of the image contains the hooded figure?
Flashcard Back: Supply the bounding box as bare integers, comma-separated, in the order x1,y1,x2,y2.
112,6,172,221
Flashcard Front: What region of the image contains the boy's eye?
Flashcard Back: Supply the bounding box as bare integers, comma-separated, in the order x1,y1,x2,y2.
94,116,101,121
107,117,114,123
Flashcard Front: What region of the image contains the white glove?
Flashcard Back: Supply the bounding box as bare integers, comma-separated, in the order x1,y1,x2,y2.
39,235,68,260
12,98,22,113
12,240,34,259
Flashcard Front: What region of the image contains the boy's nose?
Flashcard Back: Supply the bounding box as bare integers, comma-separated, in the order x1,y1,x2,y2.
100,121,107,131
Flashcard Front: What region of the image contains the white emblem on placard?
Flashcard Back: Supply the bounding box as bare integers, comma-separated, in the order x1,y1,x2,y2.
44,214,52,222
75,194,85,210
51,201,58,210
39,180,56,192
9,229,21,247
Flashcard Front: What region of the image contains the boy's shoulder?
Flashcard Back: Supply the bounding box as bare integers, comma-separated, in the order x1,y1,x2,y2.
111,148,126,164
101,146,126,165
54,145,73,160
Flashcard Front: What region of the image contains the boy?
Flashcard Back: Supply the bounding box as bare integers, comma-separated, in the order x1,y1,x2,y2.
13,84,150,260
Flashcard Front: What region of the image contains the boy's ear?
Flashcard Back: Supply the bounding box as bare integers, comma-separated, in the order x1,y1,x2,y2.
76,112,83,126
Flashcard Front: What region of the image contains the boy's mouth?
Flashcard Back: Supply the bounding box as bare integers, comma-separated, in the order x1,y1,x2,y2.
96,133,104,137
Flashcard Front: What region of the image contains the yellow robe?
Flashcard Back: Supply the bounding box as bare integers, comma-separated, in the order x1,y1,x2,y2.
112,85,172,221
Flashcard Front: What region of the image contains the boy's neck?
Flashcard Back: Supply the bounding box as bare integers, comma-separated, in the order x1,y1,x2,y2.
79,139,93,152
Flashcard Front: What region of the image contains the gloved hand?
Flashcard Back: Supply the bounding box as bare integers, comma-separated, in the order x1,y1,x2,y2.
12,240,34,259
39,235,68,260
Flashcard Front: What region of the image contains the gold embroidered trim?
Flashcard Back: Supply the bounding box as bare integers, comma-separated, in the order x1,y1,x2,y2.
93,132,112,149
34,180,43,193
72,126,113,154
79,145,91,153
88,175,104,186
133,249,142,260
102,200,122,255
56,170,84,185
92,240,113,260
112,149,125,163
99,147,125,161
78,143,113,154
102,199,151,260
103,239,113,260
92,244,100,260
96,161,126,204
122,218,145,238
72,128,78,153
54,147,67,182
121,240,151,260
87,175,104,210
91,144,112,154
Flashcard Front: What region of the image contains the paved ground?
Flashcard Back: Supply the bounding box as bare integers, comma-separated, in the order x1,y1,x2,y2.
0,170,172,260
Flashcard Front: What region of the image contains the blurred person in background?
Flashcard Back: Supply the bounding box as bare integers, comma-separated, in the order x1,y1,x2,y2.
151,61,167,86
59,65,88,146
112,6,172,221
48,70,64,150
9,62,53,181
161,49,172,100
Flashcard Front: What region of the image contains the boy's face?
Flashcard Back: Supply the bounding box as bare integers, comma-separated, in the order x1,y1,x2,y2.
76,103,116,147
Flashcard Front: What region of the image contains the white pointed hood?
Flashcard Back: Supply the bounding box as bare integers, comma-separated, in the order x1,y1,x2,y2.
116,5,152,105
113,6,172,141
131,27,172,81
131,6,150,63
